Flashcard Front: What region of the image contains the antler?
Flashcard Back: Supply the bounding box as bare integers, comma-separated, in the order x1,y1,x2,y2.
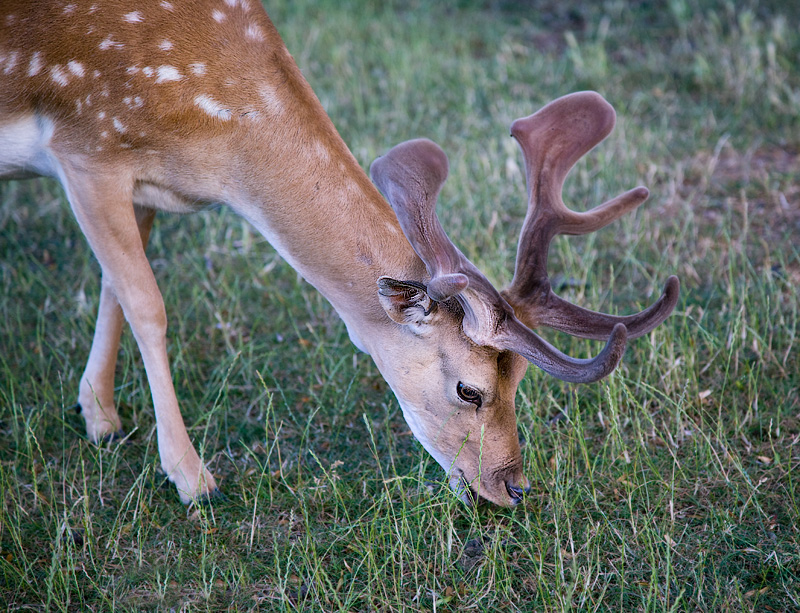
503,91,679,339
370,138,628,384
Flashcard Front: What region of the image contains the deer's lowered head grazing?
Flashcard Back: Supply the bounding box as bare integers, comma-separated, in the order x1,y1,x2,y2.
369,94,680,504
0,0,678,508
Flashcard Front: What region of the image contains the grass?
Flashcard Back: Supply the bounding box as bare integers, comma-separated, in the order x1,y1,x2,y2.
1,0,799,610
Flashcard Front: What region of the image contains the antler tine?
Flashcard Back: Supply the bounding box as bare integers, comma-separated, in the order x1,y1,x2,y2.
370,138,631,384
504,91,679,339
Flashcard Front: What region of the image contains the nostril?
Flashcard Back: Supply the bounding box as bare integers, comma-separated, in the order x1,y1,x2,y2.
506,482,526,503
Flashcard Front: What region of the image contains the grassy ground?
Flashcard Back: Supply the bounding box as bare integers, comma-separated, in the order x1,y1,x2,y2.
2,0,799,610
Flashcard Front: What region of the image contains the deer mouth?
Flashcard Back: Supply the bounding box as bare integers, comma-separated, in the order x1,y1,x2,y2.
449,470,531,507
449,471,479,506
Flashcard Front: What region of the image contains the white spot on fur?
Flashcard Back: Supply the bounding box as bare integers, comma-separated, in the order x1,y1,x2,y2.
126,65,139,74
160,1,174,10
225,0,250,10
121,96,144,109
63,4,77,14
245,24,264,41
50,65,69,86
155,65,181,83
87,26,95,34
85,94,92,106
212,9,226,22
123,11,143,23
75,99,83,113
112,117,126,133
27,52,43,77
142,66,154,77
159,40,173,51
194,94,232,120
93,70,101,78
99,36,124,50
189,63,206,75
3,51,19,74
314,140,331,163
259,85,284,116
98,111,106,119
67,61,85,77
89,5,98,13
100,131,108,138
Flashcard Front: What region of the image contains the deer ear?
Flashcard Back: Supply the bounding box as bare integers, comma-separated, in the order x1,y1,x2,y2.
377,277,436,326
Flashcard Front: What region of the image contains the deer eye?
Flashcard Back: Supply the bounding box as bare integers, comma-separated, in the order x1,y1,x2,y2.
457,382,482,408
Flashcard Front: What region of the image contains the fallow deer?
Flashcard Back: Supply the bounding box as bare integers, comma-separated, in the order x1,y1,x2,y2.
0,0,678,507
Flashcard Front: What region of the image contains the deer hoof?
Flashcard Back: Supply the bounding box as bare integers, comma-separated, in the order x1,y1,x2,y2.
98,429,128,444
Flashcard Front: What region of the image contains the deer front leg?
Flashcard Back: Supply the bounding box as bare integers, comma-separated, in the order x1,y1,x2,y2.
64,167,218,503
78,206,156,443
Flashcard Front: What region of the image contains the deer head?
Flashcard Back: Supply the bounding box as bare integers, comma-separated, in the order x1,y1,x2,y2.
370,91,679,506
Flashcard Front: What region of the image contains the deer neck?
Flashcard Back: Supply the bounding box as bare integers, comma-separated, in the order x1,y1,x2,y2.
217,115,425,354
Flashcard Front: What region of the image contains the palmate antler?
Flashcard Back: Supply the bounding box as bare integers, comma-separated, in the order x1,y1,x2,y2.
370,91,679,384
503,91,680,339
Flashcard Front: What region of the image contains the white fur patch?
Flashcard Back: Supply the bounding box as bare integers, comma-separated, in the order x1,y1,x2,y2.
259,85,284,116
159,40,173,51
99,36,123,50
194,94,232,120
160,1,174,10
50,65,69,86
123,11,143,23
245,24,264,41
313,140,331,163
155,65,182,83
112,117,126,133
0,114,58,179
189,62,206,75
142,66,154,77
63,4,77,14
3,51,19,74
67,61,85,77
212,9,226,23
122,96,144,109
224,0,251,11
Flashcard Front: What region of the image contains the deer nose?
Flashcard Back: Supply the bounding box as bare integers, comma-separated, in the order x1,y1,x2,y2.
505,478,531,505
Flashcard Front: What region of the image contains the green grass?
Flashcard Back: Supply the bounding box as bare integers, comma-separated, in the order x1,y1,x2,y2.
2,0,799,610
